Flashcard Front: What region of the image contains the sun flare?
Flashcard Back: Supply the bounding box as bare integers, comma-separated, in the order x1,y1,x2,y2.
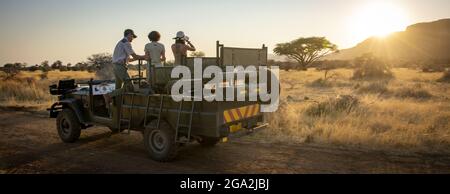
350,2,409,41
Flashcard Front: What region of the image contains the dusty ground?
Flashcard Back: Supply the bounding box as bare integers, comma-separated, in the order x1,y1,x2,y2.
0,110,449,174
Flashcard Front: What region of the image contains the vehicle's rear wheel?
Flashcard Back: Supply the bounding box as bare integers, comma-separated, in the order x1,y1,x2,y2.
57,108,81,143
198,136,221,147
143,121,178,162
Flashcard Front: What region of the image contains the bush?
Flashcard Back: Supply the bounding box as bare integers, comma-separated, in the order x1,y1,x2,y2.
59,66,69,72
352,53,394,80
393,88,433,99
305,95,359,117
306,78,333,88
356,82,389,94
40,72,48,80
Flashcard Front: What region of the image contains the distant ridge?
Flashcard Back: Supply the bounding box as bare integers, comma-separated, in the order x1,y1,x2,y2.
326,19,450,61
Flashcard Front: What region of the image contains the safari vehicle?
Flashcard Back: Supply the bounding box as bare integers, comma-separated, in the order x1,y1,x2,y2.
48,41,273,162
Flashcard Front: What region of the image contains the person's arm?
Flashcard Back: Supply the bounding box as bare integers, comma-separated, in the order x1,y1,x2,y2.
131,53,146,61
161,45,166,62
185,40,196,51
125,42,145,61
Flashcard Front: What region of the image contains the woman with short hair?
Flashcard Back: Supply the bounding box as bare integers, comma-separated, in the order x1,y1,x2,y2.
145,31,166,67
145,31,166,83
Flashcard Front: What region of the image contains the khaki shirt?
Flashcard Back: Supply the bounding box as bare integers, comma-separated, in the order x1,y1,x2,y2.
144,42,165,65
113,38,135,64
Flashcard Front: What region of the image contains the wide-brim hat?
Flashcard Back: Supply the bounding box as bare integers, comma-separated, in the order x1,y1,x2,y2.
173,31,188,40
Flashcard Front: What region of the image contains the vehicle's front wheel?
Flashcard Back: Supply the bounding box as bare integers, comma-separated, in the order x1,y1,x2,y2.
56,108,81,143
143,121,178,162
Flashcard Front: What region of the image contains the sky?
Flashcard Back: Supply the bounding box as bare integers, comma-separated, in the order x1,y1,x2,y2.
0,0,449,65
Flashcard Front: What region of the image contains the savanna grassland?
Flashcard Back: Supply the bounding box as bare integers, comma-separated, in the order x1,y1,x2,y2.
1,68,449,154
255,68,450,153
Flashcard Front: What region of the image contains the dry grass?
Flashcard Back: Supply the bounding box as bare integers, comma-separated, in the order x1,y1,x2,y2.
0,69,140,110
356,81,434,100
0,70,95,110
253,68,450,153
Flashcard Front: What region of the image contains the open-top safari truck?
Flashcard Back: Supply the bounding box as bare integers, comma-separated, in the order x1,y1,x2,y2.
48,41,273,162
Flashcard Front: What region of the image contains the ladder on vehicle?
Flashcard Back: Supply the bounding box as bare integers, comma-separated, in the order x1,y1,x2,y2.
118,93,136,134
119,94,165,134
175,98,195,143
144,95,164,130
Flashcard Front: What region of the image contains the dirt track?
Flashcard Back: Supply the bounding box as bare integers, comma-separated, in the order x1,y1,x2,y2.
0,110,449,174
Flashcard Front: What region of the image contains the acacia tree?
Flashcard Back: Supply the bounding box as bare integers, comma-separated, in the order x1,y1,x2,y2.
87,53,113,79
274,37,338,71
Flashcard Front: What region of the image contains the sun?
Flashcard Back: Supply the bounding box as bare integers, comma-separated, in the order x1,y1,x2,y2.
350,2,409,41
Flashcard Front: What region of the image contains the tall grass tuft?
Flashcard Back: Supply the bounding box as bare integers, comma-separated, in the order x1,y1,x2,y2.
0,77,53,105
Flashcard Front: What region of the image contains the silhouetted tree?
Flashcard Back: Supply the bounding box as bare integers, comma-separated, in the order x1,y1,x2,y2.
2,63,23,79
87,53,112,69
40,61,51,72
274,37,338,71
28,64,39,72
59,65,68,72
87,53,113,79
51,60,63,70
74,62,89,71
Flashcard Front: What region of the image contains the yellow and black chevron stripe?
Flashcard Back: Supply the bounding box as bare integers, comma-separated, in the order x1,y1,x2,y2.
223,104,260,123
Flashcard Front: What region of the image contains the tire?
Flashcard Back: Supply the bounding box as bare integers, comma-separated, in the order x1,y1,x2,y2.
198,136,221,147
143,121,178,162
57,108,81,143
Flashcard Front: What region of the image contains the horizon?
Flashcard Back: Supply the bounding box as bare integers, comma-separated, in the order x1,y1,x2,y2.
1,0,450,65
